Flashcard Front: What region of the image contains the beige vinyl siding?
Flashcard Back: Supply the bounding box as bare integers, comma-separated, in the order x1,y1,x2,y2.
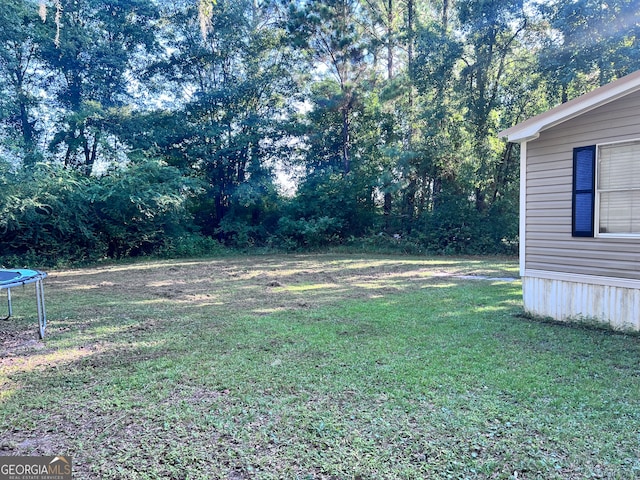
525,89,640,280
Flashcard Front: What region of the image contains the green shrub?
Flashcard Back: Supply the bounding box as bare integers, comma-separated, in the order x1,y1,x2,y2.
276,215,344,250
88,159,197,258
157,233,227,258
0,157,202,266
0,163,101,265
409,193,518,255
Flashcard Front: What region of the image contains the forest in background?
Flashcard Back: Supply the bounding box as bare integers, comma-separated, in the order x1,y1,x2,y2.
0,0,638,265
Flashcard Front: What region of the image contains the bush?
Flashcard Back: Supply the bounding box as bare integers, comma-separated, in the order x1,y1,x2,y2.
409,193,518,255
0,163,100,266
88,159,198,258
156,233,227,258
0,158,202,266
276,215,344,250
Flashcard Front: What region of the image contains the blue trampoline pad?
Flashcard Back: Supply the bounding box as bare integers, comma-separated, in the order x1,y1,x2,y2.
0,269,46,286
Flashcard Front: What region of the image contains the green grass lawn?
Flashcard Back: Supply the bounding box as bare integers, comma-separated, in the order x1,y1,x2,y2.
1,254,640,479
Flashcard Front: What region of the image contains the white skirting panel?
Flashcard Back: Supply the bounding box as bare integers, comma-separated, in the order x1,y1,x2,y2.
523,275,640,331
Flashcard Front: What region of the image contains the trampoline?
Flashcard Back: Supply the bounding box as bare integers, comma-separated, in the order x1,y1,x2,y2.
0,269,48,339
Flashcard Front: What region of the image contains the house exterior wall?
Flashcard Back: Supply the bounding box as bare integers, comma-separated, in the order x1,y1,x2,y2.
523,89,640,329
522,276,640,330
525,89,640,280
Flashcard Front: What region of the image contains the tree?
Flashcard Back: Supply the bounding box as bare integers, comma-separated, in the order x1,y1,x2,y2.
358,0,412,228
40,0,159,174
0,0,49,166
412,17,463,209
287,0,371,174
148,0,296,241
455,0,529,212
539,0,640,103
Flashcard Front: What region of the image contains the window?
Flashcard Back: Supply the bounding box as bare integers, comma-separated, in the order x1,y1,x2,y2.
572,141,640,238
597,140,640,235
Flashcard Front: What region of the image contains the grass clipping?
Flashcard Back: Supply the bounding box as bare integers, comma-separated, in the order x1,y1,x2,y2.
2,254,640,479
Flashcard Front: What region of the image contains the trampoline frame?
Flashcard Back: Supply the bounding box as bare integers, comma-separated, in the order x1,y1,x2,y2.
0,269,48,339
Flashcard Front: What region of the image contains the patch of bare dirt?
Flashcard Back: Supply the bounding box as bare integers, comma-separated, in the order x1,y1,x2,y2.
0,254,522,479
2,255,517,357
43,256,515,321
0,328,46,357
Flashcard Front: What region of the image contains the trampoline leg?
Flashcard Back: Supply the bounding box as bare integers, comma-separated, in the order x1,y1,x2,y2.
1,288,11,321
35,280,46,339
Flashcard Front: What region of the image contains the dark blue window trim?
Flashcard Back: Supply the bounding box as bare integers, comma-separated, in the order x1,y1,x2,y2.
572,145,596,237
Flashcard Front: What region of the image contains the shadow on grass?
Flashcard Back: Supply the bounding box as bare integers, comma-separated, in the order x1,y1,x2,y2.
3,255,640,479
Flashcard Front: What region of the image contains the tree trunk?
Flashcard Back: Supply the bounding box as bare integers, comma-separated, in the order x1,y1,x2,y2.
19,101,37,166
404,177,417,233
387,0,393,79
82,131,99,176
342,107,350,174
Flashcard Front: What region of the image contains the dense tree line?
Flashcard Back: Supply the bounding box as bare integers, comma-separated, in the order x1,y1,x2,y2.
1,0,639,265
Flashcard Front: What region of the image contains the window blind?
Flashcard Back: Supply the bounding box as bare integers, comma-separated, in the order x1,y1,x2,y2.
598,140,640,234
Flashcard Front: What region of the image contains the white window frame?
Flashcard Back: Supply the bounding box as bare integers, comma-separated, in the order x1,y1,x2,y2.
595,138,640,238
